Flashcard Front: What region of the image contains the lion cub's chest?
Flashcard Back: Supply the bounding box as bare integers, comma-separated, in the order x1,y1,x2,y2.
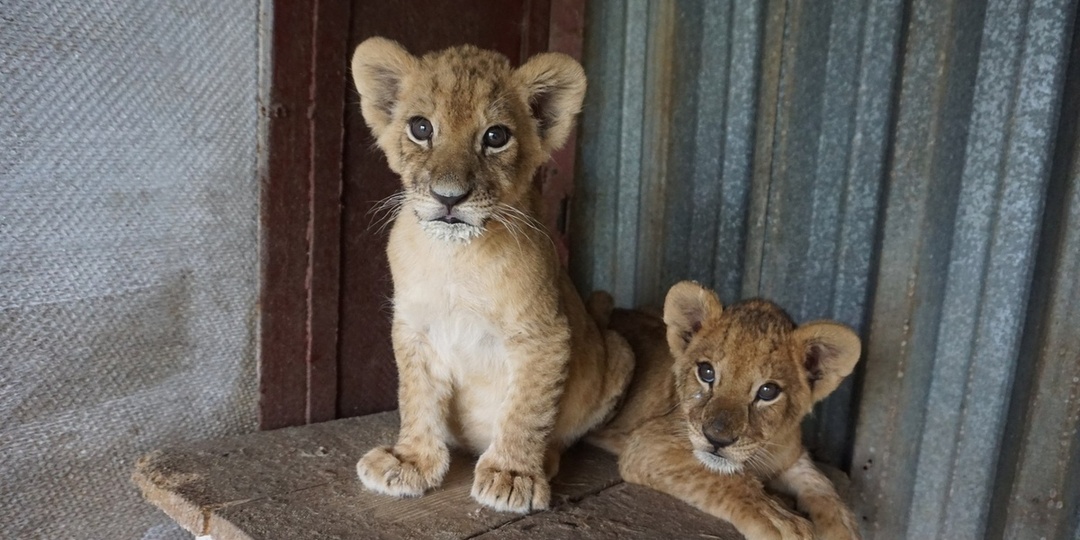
395,281,511,453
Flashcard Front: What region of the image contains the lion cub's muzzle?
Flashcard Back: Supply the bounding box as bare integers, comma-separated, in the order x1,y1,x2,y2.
693,409,751,462
430,185,471,224
702,418,740,452
413,178,489,243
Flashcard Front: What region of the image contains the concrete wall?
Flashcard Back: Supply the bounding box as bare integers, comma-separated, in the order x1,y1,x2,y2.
0,1,265,537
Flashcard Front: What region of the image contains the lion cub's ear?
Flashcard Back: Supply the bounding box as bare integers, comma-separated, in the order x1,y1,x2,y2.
351,37,417,138
792,322,861,403
513,53,587,155
663,281,723,356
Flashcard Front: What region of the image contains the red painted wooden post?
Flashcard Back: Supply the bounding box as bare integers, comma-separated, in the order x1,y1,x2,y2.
260,0,349,429
541,0,586,267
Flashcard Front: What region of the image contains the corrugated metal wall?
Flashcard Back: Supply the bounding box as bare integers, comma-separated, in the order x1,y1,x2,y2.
572,0,1079,538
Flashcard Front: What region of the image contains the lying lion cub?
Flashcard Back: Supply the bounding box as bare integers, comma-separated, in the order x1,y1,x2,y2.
348,38,634,513
588,282,861,540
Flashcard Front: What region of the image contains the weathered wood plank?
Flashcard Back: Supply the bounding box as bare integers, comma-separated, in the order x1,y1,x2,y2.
134,411,852,539
133,412,622,539
133,413,400,535
474,483,743,540
208,442,620,540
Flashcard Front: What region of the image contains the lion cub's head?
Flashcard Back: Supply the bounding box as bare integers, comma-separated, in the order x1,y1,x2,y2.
350,37,586,243
661,281,861,474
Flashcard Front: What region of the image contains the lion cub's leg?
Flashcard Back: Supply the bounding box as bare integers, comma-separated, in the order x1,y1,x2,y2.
356,322,451,497
770,452,861,540
574,329,635,434
470,332,569,513
537,291,633,480
538,328,633,485
581,292,636,431
619,420,813,540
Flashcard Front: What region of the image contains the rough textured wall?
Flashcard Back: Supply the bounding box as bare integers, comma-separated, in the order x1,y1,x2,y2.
0,1,263,538
574,0,1079,538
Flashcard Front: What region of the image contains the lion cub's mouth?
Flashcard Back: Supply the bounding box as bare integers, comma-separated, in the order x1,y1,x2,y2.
418,213,485,243
408,193,489,243
689,429,747,474
693,449,743,475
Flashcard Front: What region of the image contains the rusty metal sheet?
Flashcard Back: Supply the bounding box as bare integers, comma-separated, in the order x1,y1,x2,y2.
573,0,1079,537
988,14,1080,537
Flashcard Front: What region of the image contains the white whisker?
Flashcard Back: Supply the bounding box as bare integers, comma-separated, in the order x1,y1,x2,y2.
492,209,524,253
745,445,781,476
496,203,560,272
367,192,407,234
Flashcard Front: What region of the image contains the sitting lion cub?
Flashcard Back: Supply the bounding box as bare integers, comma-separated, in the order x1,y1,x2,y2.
589,282,861,540
348,38,634,513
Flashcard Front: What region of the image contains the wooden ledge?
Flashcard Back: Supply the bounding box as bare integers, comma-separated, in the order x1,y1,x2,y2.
133,411,744,539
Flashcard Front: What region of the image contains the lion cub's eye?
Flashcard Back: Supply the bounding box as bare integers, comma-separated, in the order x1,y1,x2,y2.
696,362,715,385
483,125,511,149
408,116,433,142
756,382,781,402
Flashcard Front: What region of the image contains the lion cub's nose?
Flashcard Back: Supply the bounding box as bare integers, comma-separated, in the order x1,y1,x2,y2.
703,421,739,450
431,186,471,211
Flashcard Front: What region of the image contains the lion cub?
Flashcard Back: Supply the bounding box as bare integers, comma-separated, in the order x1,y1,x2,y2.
348,38,634,513
589,282,861,540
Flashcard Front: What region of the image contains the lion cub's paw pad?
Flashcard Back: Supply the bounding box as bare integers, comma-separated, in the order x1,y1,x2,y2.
356,446,445,498
470,466,550,513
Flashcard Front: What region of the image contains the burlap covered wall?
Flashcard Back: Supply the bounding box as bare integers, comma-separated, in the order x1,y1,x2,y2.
1,1,264,537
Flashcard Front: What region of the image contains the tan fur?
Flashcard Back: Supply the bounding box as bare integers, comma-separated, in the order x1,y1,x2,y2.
589,281,861,539
349,37,634,513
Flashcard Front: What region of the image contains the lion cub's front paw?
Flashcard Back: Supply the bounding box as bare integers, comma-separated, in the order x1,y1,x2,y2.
813,508,862,540
768,507,812,537
815,520,861,540
356,445,448,498
470,461,550,513
775,516,815,540
755,498,815,540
